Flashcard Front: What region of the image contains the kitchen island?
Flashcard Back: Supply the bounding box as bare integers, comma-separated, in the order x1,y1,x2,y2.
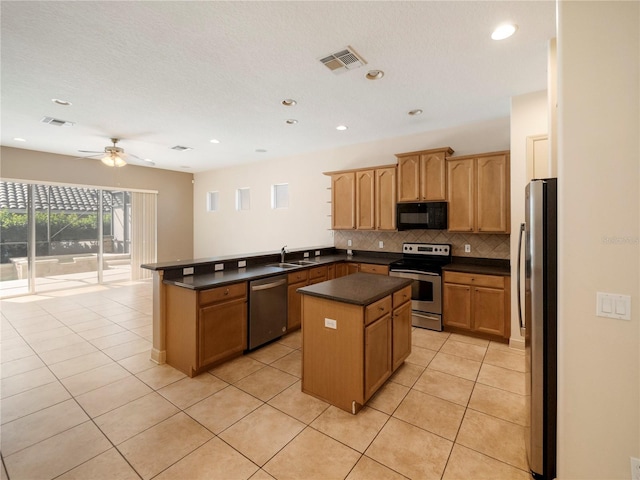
298,273,413,414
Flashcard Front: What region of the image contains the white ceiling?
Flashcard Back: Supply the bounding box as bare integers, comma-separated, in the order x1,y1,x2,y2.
1,1,555,173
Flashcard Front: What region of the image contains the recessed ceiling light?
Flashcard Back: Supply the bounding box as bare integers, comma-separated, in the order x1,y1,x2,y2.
336,125,348,131
408,109,423,116
255,149,267,153
286,119,298,125
13,137,26,142
366,70,384,80
52,98,72,106
282,99,297,106
210,139,220,144
491,23,518,40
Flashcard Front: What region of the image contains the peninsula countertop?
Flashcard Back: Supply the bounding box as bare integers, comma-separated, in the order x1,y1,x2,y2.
297,272,413,306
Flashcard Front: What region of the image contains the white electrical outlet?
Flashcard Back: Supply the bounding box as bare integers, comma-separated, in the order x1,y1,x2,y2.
324,318,337,329
183,267,194,276
347,239,352,247
631,457,640,480
304,252,309,258
237,260,246,268
464,244,471,253
315,250,321,256
214,263,224,271
378,241,384,248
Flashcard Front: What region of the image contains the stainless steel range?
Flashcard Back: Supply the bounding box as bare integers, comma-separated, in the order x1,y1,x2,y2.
389,242,451,331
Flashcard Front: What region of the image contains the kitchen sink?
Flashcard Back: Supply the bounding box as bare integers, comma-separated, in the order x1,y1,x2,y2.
286,260,319,265
266,262,300,269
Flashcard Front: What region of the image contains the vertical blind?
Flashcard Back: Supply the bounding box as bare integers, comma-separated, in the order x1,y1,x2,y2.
130,191,157,280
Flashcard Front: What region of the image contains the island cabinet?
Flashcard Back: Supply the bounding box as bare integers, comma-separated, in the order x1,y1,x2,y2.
299,273,413,414
443,271,510,341
327,165,397,231
165,281,247,377
446,151,510,233
396,147,454,202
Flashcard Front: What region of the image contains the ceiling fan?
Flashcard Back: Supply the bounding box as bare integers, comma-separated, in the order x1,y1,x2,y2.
78,138,151,167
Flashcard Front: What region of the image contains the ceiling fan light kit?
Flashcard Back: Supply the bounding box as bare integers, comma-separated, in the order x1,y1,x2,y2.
99,138,127,167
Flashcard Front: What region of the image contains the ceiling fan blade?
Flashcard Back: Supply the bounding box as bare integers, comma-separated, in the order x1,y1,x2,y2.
78,150,104,154
72,153,102,160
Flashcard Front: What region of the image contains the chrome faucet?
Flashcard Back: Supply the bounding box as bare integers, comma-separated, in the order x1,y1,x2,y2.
281,245,287,263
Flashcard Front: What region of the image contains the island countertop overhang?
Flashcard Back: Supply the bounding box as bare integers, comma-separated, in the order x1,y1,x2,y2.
297,272,413,306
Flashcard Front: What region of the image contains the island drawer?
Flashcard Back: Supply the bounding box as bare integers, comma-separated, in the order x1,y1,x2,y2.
443,271,504,289
199,282,247,305
365,296,392,325
393,286,411,307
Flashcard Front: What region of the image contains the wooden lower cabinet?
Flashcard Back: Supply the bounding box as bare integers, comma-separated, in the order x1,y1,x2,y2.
359,263,390,275
392,296,412,370
364,314,392,400
287,271,308,332
165,282,247,377
443,271,510,341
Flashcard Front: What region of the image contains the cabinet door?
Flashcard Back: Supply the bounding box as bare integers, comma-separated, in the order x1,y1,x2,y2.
364,314,392,401
392,301,412,371
420,152,447,201
476,154,509,233
397,155,420,202
473,286,505,337
447,159,475,232
332,172,355,230
198,298,247,368
355,170,375,230
334,263,348,278
443,283,472,329
287,281,306,331
327,264,336,280
376,167,397,230
347,263,360,275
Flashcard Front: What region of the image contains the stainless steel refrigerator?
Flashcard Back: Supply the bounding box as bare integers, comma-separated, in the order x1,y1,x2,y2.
518,178,557,480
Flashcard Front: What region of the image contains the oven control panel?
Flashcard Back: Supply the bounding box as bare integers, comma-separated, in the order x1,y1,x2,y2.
402,243,450,256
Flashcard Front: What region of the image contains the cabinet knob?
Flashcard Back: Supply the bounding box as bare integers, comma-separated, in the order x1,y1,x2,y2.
379,306,385,311
224,289,230,295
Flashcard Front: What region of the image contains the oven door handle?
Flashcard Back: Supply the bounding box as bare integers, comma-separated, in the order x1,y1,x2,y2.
390,269,439,277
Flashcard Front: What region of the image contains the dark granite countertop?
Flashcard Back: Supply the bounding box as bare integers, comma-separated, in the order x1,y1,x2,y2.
443,257,510,276
297,272,413,306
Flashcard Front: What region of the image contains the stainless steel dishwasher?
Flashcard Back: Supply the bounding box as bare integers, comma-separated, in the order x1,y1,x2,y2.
248,274,288,350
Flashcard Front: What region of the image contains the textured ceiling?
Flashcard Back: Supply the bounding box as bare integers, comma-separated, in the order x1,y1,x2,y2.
1,1,556,173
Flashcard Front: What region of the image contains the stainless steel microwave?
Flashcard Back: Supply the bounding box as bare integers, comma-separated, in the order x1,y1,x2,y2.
396,202,448,230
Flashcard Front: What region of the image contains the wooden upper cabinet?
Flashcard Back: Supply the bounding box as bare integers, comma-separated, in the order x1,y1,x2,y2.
447,158,475,232
327,165,397,231
356,170,375,230
331,172,355,230
375,167,396,230
447,151,510,234
476,154,510,233
396,147,454,202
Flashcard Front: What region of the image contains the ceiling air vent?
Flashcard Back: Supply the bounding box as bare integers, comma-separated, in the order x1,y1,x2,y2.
319,46,367,74
170,145,193,152
41,116,74,127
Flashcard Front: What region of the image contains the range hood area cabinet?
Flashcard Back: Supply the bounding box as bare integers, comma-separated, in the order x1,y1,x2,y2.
396,147,454,202
326,165,397,231
446,151,510,233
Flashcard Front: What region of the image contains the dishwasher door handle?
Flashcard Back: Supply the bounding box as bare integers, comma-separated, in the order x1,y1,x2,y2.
250,278,287,291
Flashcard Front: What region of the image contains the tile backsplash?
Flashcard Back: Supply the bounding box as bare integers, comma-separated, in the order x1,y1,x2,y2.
334,230,510,259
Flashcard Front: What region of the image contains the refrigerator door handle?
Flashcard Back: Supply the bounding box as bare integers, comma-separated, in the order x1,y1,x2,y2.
517,222,526,336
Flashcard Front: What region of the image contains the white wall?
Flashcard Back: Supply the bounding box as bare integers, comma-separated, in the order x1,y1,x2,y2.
510,90,548,348
194,117,510,257
557,1,639,478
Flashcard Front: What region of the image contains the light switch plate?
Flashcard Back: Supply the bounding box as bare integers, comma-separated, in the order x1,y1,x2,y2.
596,292,631,320
378,241,384,248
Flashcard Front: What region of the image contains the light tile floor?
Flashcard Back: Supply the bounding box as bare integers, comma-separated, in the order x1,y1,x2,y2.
0,280,530,479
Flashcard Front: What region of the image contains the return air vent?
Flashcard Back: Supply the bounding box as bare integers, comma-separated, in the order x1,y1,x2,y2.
319,46,367,74
41,116,75,127
170,145,193,152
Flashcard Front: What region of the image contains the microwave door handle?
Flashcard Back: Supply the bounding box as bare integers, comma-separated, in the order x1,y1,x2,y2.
517,222,526,336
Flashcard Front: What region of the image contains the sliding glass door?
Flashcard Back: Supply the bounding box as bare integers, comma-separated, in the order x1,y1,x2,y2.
0,180,156,298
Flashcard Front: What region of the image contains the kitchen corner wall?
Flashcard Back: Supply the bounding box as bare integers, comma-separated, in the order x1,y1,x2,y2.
334,230,509,259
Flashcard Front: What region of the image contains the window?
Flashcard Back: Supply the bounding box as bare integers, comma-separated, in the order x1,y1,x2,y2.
236,188,250,211
206,191,219,212
271,183,289,209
